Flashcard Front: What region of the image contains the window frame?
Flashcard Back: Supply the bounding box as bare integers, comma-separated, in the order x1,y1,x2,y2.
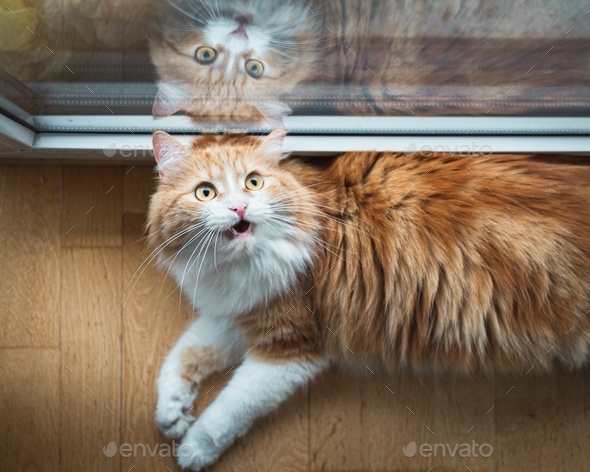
2,112,590,162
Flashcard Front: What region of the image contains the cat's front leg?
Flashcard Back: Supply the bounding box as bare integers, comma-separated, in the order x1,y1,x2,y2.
156,315,244,439
177,355,327,471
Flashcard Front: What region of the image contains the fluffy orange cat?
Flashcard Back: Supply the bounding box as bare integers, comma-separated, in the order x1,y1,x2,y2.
148,131,590,470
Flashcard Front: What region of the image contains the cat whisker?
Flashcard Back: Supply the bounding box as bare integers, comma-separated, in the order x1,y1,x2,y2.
144,223,210,296
123,224,203,304
265,14,327,35
268,42,333,53
266,212,351,247
191,0,217,21
268,212,361,242
178,228,216,304
190,230,219,319
267,217,349,263
269,194,372,226
266,216,349,252
155,226,213,305
213,230,221,274
270,203,374,239
265,182,336,203
213,0,221,21
206,0,220,21
156,226,217,306
265,46,319,67
268,180,336,191
166,0,208,25
176,233,211,312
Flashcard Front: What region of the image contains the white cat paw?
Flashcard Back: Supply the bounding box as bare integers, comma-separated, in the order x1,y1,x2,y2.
177,424,221,471
155,386,197,439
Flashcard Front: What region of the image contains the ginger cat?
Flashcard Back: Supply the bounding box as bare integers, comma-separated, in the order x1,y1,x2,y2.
147,131,590,470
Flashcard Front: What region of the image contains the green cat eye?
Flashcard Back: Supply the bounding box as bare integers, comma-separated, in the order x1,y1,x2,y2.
245,59,264,78
195,46,217,65
195,183,217,201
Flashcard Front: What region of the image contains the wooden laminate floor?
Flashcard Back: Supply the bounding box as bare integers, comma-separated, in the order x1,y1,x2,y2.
0,164,588,472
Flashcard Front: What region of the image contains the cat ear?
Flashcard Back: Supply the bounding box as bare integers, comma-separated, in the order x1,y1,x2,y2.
152,82,192,117
259,129,290,159
152,131,190,180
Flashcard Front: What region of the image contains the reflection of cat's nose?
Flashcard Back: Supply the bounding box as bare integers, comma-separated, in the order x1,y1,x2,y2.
231,26,248,39
230,204,247,219
235,12,253,25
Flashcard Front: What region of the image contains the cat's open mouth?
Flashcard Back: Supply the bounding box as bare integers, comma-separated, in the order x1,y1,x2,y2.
227,220,253,238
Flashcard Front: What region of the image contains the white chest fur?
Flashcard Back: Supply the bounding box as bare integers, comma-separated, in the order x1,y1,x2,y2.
163,238,312,319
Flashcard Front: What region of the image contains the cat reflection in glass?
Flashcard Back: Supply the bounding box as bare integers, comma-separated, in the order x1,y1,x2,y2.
149,0,413,124
149,0,326,123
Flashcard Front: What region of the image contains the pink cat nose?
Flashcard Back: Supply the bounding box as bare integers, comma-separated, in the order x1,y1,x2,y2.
230,204,247,219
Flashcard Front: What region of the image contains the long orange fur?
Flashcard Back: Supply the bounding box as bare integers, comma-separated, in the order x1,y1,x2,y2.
148,134,590,374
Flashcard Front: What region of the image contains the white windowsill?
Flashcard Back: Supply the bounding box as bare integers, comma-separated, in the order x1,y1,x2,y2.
1,113,590,161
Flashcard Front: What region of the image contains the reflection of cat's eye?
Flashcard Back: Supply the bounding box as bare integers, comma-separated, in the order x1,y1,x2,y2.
245,173,264,190
245,59,264,78
195,46,217,65
195,183,217,201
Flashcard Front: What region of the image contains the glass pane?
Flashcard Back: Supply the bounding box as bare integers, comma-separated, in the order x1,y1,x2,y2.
1,0,589,132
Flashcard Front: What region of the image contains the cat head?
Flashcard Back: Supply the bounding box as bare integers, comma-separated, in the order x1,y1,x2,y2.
147,130,317,265
149,0,325,123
